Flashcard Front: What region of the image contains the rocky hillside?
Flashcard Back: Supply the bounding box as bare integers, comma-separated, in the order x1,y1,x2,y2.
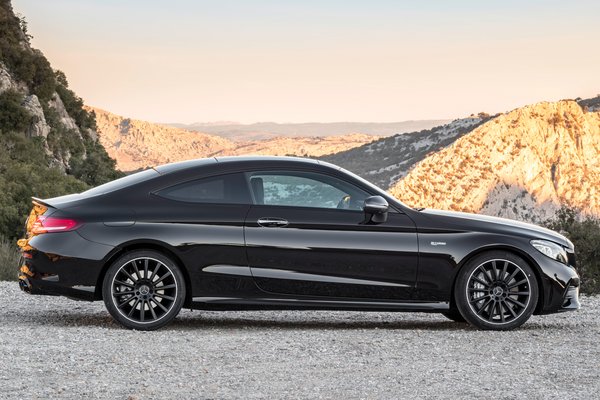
321,114,493,188
90,107,380,171
390,100,600,222
90,107,235,171
0,0,120,238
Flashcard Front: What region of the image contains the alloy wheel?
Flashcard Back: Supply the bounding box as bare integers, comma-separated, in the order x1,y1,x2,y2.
466,259,531,325
110,257,178,324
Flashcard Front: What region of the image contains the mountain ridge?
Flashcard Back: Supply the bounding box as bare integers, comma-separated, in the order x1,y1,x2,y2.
166,120,451,141
89,106,382,171
320,113,493,188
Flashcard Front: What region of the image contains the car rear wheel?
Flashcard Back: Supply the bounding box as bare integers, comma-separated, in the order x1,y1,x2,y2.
455,251,538,330
103,250,186,330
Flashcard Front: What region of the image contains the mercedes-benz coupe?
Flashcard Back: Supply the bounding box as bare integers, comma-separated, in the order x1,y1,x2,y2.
17,156,580,330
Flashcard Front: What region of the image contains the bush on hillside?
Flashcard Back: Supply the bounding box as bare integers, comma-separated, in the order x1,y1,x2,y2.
0,2,56,101
70,140,122,186
0,90,32,132
545,207,600,294
0,130,88,239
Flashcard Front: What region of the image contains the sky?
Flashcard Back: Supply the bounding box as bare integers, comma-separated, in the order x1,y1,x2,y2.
12,0,600,124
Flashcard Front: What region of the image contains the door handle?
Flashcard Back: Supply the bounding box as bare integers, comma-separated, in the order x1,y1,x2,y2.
257,217,289,228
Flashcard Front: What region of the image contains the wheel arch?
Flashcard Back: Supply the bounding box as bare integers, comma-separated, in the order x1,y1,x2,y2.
449,244,545,314
95,240,192,305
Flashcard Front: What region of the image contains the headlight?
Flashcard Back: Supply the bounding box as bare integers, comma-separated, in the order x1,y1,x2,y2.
531,239,568,264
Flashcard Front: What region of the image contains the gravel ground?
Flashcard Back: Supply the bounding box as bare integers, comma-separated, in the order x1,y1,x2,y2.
0,282,598,400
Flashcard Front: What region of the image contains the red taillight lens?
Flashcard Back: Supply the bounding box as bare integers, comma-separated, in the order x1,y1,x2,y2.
30,216,80,234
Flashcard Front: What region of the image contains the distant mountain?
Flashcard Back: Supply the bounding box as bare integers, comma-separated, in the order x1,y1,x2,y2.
90,107,381,171
320,114,493,188
390,100,600,222
167,120,450,141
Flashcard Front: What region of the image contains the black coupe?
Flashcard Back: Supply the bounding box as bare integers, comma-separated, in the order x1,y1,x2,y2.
17,156,580,330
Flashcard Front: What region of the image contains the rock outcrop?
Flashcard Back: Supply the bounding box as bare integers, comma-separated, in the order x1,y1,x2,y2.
21,94,50,138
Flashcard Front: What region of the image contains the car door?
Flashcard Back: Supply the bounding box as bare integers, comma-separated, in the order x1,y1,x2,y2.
244,170,418,300
147,172,253,297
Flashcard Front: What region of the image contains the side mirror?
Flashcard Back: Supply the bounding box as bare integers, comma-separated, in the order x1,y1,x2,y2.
363,196,389,223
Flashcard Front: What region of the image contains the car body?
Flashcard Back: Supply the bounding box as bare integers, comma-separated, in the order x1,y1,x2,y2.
17,156,580,330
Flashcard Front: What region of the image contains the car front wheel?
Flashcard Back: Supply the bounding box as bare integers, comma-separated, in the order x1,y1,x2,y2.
102,250,186,330
455,251,538,330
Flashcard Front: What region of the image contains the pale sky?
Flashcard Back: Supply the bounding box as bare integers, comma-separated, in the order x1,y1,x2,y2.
12,0,600,124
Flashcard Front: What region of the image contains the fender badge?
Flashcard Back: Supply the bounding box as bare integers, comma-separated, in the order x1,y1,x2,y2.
430,241,447,246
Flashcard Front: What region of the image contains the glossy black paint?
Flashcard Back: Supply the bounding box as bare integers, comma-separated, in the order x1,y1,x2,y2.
20,156,580,316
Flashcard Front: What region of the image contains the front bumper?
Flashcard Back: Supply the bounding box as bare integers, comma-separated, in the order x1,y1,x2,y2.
529,247,581,315
559,284,580,311
537,269,581,315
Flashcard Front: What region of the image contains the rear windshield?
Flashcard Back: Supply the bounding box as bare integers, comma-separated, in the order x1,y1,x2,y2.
82,168,159,196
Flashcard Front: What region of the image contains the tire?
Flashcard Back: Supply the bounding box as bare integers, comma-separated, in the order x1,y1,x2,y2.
442,308,466,323
454,251,538,331
102,250,186,331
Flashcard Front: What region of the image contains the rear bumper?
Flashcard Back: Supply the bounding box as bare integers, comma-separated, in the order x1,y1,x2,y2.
17,231,114,301
18,271,97,301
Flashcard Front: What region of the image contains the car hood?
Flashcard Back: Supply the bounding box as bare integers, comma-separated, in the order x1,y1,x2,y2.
419,209,572,249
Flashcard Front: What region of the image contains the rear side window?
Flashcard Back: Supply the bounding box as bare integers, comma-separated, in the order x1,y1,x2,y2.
156,173,251,204
83,168,159,196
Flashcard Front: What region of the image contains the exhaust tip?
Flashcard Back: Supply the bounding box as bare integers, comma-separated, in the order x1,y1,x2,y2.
18,276,32,293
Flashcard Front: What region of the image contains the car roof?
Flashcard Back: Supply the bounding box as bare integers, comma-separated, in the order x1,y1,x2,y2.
154,156,338,175
154,157,217,174
216,155,319,164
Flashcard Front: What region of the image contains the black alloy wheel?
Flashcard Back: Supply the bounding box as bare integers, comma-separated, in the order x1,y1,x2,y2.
103,250,186,330
455,251,538,330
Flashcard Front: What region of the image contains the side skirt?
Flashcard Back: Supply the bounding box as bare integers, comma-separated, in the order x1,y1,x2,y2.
190,296,450,312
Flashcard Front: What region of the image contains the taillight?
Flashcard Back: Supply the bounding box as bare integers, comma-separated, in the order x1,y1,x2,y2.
30,216,80,234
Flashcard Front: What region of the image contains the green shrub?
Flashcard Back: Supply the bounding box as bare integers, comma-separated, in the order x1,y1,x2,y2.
0,235,19,281
0,130,88,239
0,90,32,133
545,208,600,294
0,2,56,101
69,140,123,186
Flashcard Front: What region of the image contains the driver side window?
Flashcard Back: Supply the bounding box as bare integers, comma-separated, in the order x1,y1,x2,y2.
248,171,369,211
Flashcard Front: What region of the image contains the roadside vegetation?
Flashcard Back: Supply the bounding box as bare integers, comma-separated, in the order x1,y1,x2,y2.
545,207,600,294
0,236,19,281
